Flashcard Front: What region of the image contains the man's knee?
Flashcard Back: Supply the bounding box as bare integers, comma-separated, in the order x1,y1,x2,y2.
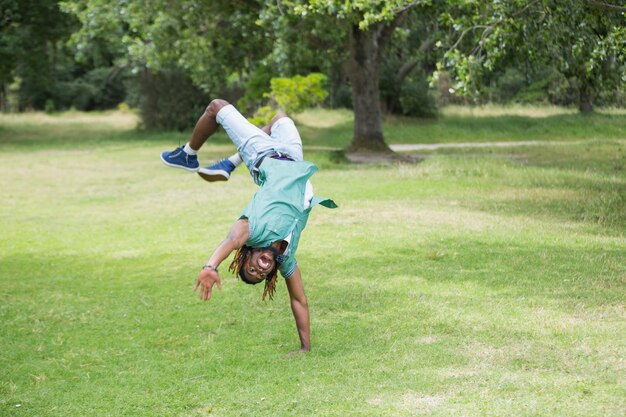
205,99,230,118
268,111,289,130
271,111,288,123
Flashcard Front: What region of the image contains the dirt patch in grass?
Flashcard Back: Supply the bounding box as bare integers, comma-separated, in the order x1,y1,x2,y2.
318,203,508,234
401,392,446,413
345,150,422,164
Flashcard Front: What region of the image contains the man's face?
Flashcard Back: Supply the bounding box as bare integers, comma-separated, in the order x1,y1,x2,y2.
243,248,276,283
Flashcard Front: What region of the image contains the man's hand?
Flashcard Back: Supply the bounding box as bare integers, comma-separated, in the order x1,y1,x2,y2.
193,268,222,301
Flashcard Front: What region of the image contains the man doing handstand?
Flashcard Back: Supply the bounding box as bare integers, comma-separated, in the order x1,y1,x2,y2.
160,99,336,353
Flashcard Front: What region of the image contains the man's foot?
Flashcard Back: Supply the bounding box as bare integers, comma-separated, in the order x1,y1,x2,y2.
198,159,236,182
160,146,199,172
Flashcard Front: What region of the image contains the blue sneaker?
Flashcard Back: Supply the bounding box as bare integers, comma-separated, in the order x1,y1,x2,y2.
198,159,236,182
160,146,199,172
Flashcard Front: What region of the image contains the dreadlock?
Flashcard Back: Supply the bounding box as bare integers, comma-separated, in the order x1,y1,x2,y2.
229,245,280,301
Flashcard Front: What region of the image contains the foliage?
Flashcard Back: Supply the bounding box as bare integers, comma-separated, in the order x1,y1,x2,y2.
0,0,133,112
138,70,209,131
297,0,427,29
7,0,625,143
286,1,432,151
61,0,273,96
378,11,441,115
269,73,328,113
248,105,276,127
437,0,626,111
0,0,76,109
247,73,329,126
237,64,276,114
398,74,437,117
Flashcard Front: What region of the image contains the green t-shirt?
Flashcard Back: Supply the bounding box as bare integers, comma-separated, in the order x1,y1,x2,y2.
240,157,337,278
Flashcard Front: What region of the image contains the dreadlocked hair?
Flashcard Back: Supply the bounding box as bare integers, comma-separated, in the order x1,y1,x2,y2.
229,245,252,278
229,245,280,301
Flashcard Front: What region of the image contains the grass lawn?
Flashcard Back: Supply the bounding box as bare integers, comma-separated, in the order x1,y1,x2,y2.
0,108,624,416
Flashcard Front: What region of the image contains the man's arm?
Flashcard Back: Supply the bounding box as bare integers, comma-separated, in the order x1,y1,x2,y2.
285,265,310,352
194,219,249,301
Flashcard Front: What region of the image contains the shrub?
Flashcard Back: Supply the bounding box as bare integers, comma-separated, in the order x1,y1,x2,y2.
399,75,437,117
238,65,275,114
492,68,526,103
138,70,210,131
44,99,55,114
247,105,275,127
332,82,353,109
245,73,330,126
268,73,328,114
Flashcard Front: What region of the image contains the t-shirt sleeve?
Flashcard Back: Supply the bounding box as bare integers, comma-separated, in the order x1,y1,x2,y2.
279,257,297,279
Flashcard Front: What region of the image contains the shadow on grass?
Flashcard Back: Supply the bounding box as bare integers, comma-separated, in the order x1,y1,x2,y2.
475,186,625,233
418,139,625,233
383,112,626,145
4,111,623,151
0,123,235,150
291,112,626,149
316,237,624,305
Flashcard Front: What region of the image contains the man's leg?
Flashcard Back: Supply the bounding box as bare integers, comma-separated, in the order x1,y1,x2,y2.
198,153,243,182
266,111,303,161
160,99,230,172
262,111,288,136
198,111,290,183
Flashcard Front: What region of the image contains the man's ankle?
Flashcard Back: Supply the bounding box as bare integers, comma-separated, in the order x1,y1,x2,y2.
183,143,198,155
227,153,243,167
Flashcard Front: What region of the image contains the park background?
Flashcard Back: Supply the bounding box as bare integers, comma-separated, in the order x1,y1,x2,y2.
1,1,625,416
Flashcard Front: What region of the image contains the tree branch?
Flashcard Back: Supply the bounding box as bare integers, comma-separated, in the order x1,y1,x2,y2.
276,0,285,16
585,0,626,13
448,25,489,53
392,0,423,15
447,0,541,56
377,0,427,55
396,36,435,82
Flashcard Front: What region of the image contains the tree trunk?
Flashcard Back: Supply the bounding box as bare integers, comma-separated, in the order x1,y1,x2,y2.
345,24,392,153
0,82,5,113
579,82,594,113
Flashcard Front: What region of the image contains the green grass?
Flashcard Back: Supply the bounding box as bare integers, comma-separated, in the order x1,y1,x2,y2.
294,106,626,149
1,108,625,416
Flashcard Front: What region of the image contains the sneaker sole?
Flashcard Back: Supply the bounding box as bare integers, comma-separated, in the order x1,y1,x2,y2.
160,155,199,172
198,169,230,182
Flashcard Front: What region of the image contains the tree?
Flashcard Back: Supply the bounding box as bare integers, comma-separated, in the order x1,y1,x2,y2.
61,0,278,127
438,0,626,112
63,0,437,147
62,0,274,95
0,0,77,110
293,1,429,153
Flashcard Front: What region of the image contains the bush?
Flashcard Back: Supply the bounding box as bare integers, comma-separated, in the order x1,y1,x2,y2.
491,68,526,102
247,105,275,127
244,73,330,126
268,73,328,113
44,99,55,114
332,82,353,109
49,79,94,110
237,65,276,114
433,71,467,106
399,75,437,117
514,81,550,104
138,70,210,131
41,67,130,112
83,67,128,110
